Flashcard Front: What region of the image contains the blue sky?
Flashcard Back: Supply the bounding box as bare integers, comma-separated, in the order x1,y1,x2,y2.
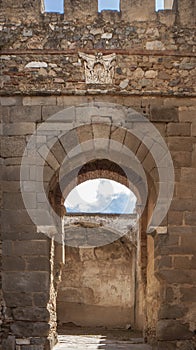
65,179,136,214
44,0,164,13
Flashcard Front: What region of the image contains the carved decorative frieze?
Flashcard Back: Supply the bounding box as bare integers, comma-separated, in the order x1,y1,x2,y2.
79,52,116,84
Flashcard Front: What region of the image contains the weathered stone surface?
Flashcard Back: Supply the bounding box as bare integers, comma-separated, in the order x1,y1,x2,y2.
167,123,191,136
158,304,187,319
2,272,49,292
180,287,196,302
157,341,177,350
3,240,50,256
1,137,26,157
13,307,50,322
159,269,196,284
150,107,178,122
25,257,50,271
3,122,35,136
2,256,25,271
157,320,193,341
2,336,15,350
33,293,50,307
0,97,21,106
9,106,42,122
3,292,33,307
23,96,57,106
168,137,193,151
10,321,50,337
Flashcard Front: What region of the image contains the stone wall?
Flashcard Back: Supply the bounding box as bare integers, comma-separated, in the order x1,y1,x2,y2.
57,214,137,329
58,241,135,327
0,0,196,349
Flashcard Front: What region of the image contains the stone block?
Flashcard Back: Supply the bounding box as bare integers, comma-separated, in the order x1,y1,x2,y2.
180,287,196,302
180,232,196,248
181,168,196,183
0,105,10,122
13,307,50,322
2,256,25,271
157,320,194,341
155,256,172,270
92,123,111,140
60,128,80,154
3,122,35,136
167,123,191,136
16,339,30,345
0,97,22,106
2,336,15,350
168,137,193,152
3,292,33,307
2,210,33,229
23,96,57,106
25,257,50,271
9,240,50,257
177,340,196,350
42,106,69,121
124,132,141,153
57,95,93,107
49,140,66,164
10,106,42,122
157,341,177,350
165,287,174,303
170,198,195,212
159,269,196,284
178,0,195,26
174,256,196,269
77,124,93,144
150,107,178,122
33,293,50,307
168,211,183,225
11,321,50,337
3,192,27,209
154,123,166,137
179,107,196,122
1,136,26,157
20,346,43,350
191,122,196,136
171,151,192,167
2,166,21,181
2,272,49,292
184,212,196,225
158,304,187,319
176,183,196,199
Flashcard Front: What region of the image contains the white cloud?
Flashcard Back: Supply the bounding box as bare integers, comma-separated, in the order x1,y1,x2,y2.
65,179,136,214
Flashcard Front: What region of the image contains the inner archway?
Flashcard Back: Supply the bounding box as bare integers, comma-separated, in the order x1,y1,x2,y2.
54,156,147,334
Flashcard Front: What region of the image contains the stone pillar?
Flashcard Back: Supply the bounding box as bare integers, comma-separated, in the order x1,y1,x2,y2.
164,0,174,9
177,0,196,26
121,0,156,22
0,0,42,20
64,0,98,22
1,97,55,350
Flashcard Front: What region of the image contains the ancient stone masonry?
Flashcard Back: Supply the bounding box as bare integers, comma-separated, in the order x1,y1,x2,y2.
0,0,196,350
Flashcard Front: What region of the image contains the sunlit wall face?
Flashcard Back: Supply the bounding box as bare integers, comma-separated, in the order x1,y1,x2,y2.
64,179,137,214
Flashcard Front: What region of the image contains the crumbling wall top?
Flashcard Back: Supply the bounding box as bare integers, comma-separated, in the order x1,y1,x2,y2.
0,0,195,27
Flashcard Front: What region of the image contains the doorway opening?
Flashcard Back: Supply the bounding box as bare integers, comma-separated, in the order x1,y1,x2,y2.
55,159,146,342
